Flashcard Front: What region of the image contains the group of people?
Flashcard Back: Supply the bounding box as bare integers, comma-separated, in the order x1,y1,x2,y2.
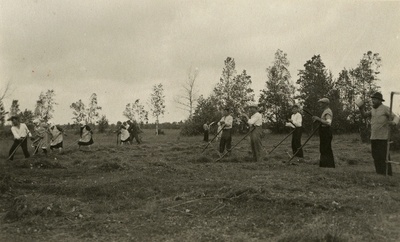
6,91,399,176
202,92,399,176
116,120,142,145
203,104,264,162
7,117,94,161
311,92,399,175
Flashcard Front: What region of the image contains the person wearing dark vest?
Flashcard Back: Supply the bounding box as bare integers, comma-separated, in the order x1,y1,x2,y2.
242,103,263,162
218,108,233,157
312,98,335,168
8,116,32,160
358,92,399,175
127,120,141,144
287,104,304,160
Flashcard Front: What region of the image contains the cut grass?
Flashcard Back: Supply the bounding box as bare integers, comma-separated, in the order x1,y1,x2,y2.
1,130,400,241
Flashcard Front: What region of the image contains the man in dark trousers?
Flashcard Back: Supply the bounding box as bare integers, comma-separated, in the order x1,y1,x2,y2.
8,116,32,160
203,122,210,142
218,108,233,157
242,103,263,162
312,98,335,168
287,105,304,160
127,120,141,144
359,92,399,175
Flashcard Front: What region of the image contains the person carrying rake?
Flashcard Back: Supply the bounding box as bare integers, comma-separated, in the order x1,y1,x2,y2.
32,118,49,155
218,107,233,158
78,121,94,150
312,98,335,168
7,116,32,161
242,103,263,162
358,92,399,176
49,122,65,153
286,104,304,161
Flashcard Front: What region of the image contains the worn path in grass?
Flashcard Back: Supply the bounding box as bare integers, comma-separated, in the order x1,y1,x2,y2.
1,129,400,241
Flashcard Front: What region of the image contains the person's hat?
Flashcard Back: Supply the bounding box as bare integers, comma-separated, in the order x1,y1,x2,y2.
318,98,330,104
7,115,18,121
370,92,385,102
33,118,41,124
79,120,86,126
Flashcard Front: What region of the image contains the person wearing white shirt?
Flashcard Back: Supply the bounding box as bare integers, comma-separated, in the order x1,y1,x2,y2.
218,108,233,157
359,92,399,175
8,116,31,160
312,98,335,168
287,105,304,159
243,104,263,162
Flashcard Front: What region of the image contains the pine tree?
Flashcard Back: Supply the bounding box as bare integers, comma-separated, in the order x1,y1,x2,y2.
98,115,109,133
297,55,334,131
0,100,7,126
10,100,20,116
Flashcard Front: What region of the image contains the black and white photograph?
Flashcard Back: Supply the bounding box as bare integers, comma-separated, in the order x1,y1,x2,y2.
1,1,400,241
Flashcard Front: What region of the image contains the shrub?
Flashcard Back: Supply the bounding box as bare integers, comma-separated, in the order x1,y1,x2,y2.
180,119,203,136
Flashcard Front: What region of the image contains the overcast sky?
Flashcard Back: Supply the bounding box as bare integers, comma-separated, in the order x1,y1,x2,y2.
1,0,400,124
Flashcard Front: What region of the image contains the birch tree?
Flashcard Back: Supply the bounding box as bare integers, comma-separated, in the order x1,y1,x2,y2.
87,93,102,124
150,83,165,135
123,99,148,127
70,93,102,124
34,89,57,122
259,49,295,132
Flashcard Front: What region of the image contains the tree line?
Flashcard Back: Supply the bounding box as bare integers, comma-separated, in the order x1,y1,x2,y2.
0,49,391,142
0,83,166,135
182,50,387,143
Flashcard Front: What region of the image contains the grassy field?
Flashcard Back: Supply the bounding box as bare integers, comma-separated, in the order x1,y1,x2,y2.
1,129,400,241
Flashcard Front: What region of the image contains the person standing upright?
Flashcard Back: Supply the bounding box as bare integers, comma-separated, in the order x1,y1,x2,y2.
127,120,141,144
242,103,263,162
312,98,335,168
7,116,31,160
218,108,233,157
287,105,304,159
358,92,399,175
203,122,210,142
